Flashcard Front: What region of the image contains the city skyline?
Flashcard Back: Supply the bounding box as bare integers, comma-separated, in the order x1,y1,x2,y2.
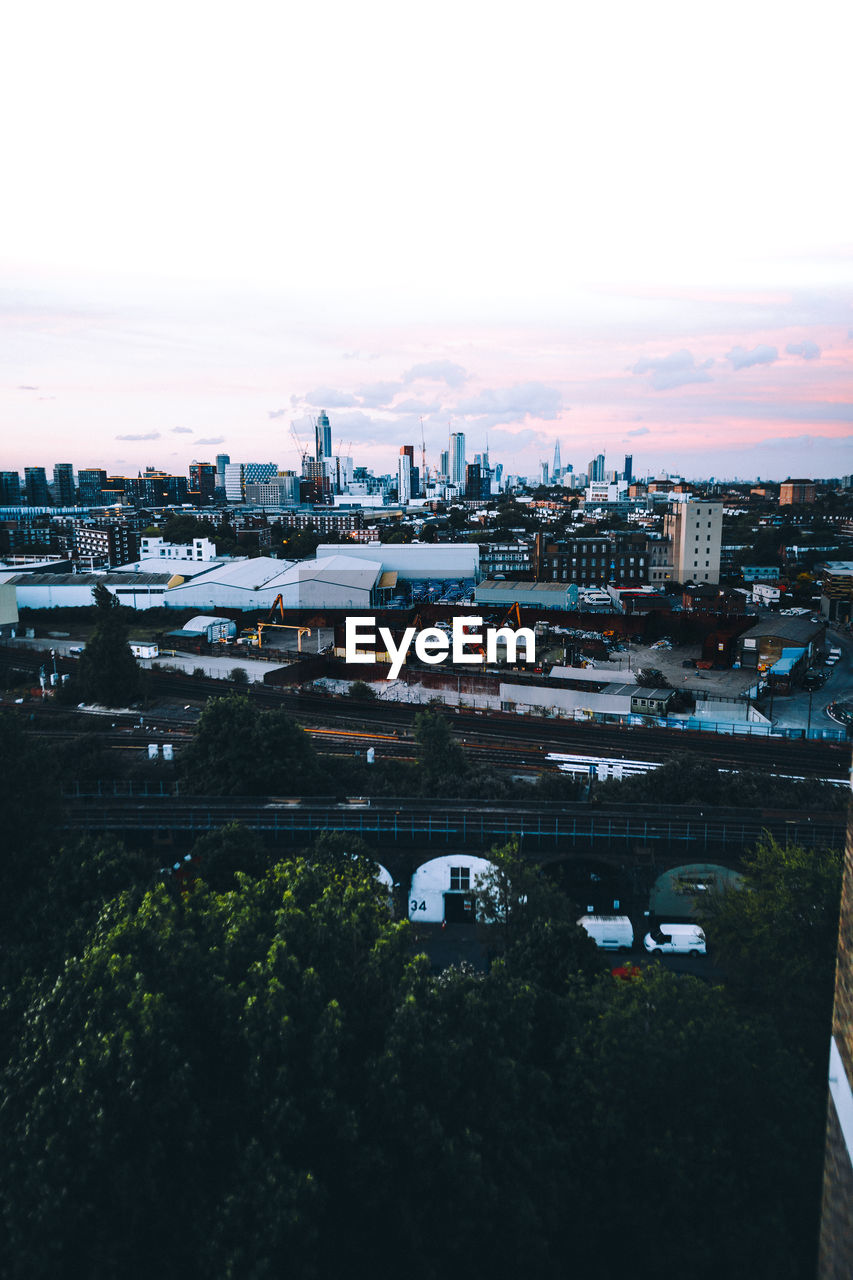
1,3,850,483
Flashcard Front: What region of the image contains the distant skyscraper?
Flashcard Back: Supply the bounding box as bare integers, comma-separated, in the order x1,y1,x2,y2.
315,410,332,461
440,449,449,476
450,432,466,487
78,468,108,504
189,461,216,503
552,439,562,479
224,462,245,503
24,467,51,506
587,453,606,483
52,463,75,505
0,471,21,504
623,454,633,484
541,461,550,486
215,453,230,487
397,448,412,504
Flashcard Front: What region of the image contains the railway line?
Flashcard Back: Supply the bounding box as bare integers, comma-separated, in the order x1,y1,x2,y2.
4,647,849,780
61,791,846,854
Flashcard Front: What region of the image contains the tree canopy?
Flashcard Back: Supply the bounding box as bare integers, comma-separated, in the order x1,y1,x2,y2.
0,850,823,1280
179,694,321,795
700,834,843,1072
74,583,141,707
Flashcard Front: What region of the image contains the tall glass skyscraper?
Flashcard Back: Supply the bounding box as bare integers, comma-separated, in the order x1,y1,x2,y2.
450,432,466,487
315,410,332,461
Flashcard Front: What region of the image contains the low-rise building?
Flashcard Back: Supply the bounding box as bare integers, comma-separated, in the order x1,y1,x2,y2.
735,615,825,671
779,479,816,505
820,562,853,623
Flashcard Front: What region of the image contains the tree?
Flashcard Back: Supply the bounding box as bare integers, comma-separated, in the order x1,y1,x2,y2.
160,513,212,545
635,665,670,688
412,705,467,789
180,694,320,795
75,583,141,706
473,838,552,948
700,834,843,1071
0,851,826,1280
0,856,410,1279
0,712,63,931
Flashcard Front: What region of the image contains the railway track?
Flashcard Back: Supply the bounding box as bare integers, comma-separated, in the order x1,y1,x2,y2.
4,649,849,780
61,791,846,853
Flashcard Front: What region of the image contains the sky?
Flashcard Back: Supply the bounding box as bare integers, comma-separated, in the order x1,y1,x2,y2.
2,0,851,483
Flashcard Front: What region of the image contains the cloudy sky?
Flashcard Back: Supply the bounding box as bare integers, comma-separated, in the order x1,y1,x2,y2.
2,0,851,482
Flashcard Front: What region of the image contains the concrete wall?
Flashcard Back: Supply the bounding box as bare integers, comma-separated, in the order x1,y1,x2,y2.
0,582,19,633
499,681,633,717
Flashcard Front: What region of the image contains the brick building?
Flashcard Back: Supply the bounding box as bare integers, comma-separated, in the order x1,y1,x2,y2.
535,531,649,587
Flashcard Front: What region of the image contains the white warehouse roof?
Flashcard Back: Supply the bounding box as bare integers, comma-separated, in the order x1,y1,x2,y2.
162,554,383,611
315,542,479,578
183,615,235,632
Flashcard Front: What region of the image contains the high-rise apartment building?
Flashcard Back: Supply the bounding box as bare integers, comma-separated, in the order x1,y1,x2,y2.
52,463,76,505
300,458,332,504
189,461,216,504
623,454,633,485
0,472,22,504
78,469,108,505
24,467,51,506
450,432,466,487
440,449,449,477
650,500,722,585
465,462,489,501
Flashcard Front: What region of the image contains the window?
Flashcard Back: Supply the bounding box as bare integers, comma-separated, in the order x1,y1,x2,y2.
450,867,470,891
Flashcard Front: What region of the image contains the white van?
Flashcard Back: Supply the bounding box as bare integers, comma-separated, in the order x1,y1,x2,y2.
577,915,634,952
644,924,706,955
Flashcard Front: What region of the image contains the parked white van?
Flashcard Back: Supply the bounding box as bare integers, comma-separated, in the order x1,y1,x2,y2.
577,915,634,952
644,924,706,955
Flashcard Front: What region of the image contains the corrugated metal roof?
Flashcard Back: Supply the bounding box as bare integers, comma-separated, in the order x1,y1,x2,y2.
2,572,171,586
183,615,234,631
169,557,298,593
110,558,217,577
739,615,822,643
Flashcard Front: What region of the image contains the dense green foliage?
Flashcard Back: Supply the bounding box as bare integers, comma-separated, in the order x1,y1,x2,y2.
347,679,376,699
597,752,848,811
74,583,141,706
701,835,843,1072
180,694,321,795
0,834,826,1280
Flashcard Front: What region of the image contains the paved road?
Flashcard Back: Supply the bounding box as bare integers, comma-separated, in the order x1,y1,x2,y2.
771,622,853,730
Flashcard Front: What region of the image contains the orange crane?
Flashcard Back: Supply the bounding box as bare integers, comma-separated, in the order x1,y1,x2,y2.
241,595,312,652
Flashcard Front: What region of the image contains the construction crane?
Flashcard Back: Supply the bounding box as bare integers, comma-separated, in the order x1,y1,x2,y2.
419,417,429,484
240,595,312,652
290,423,309,469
